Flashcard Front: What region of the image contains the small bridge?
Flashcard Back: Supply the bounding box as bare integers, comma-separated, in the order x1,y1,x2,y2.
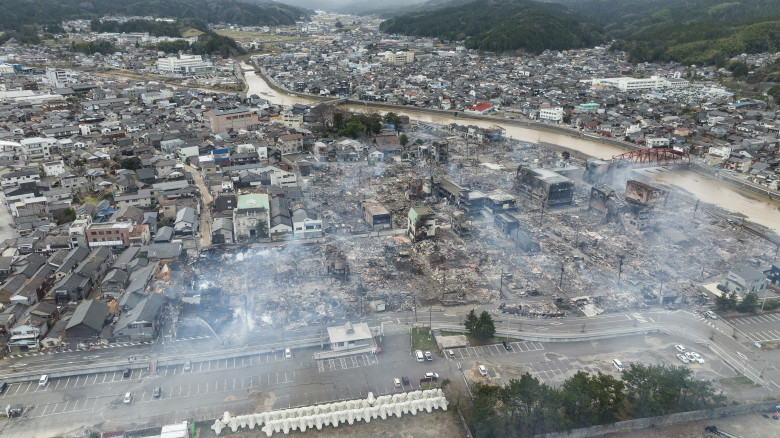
612,148,691,168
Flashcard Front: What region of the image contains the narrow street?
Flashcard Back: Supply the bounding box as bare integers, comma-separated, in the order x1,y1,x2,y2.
184,164,212,248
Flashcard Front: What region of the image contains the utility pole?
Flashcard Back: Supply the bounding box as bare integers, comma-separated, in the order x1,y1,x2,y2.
559,262,565,289
499,268,504,296
618,255,624,284
693,199,699,218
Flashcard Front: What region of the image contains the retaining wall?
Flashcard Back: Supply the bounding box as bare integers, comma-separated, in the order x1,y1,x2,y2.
539,400,779,438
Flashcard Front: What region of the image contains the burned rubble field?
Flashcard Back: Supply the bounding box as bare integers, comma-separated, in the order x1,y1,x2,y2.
192,126,778,333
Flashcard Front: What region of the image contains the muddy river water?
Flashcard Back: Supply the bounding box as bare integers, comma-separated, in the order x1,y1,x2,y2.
241,65,780,234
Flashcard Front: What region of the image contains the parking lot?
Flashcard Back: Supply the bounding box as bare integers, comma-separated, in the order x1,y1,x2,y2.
448,340,544,360
0,368,145,397
317,354,379,373
728,313,780,343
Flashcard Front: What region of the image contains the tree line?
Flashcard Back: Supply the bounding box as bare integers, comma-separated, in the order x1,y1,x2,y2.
468,364,725,437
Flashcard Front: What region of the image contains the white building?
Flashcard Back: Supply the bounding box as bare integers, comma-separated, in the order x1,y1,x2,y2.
587,76,688,92
19,137,55,160
42,160,66,177
155,54,215,76
0,62,14,75
45,67,70,88
646,137,671,148
539,107,564,123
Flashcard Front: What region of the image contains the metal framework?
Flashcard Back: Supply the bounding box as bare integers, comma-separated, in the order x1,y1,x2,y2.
612,148,690,167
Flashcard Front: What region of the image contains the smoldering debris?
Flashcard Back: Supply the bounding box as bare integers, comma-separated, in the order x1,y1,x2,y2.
187,121,779,339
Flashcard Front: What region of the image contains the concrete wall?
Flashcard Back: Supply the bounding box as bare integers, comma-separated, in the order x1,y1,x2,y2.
539,400,779,438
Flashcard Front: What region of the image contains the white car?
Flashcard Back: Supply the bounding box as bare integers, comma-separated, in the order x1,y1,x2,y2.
38,375,49,387
686,352,705,364
424,372,439,380
478,365,488,376
705,310,718,319
674,344,686,353
123,392,133,404
676,353,690,364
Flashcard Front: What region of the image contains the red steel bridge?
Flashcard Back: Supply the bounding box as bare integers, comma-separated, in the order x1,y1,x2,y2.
612,148,690,167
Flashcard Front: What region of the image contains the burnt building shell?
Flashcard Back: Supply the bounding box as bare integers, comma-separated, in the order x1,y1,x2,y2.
362,202,392,229
516,167,574,206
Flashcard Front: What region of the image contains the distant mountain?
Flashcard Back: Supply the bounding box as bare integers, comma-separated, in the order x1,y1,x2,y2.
556,0,780,37
379,0,605,53
554,0,780,64
0,0,309,30
275,0,426,16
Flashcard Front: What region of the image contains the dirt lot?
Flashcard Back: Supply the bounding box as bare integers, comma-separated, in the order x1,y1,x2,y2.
194,409,466,438
604,412,780,437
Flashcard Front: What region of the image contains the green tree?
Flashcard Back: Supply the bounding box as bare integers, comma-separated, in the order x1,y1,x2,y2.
120,157,142,170
475,311,496,337
255,218,268,238
339,120,365,139
73,158,85,171
737,292,759,313
335,20,344,29
499,373,561,436
332,112,345,130
57,208,76,225
399,134,409,147
464,309,478,333
72,193,81,204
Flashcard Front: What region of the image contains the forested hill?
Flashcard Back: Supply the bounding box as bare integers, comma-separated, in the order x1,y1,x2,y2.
379,0,605,53
0,0,308,30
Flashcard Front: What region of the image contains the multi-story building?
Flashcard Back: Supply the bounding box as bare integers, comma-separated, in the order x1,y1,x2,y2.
86,222,133,248
45,67,69,88
205,106,254,133
155,54,215,75
19,137,55,160
233,194,270,242
539,107,564,123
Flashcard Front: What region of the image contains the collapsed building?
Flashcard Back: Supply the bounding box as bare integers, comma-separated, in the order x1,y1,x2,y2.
515,166,574,206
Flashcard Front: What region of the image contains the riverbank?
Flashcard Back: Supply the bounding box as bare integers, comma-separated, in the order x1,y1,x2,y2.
240,63,780,234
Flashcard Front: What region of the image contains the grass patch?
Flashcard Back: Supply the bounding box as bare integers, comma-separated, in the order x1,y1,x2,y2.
411,327,438,352
82,197,99,205
719,376,755,388
439,330,520,347
182,27,204,38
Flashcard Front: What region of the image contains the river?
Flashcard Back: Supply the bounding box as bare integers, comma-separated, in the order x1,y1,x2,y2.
241,65,780,234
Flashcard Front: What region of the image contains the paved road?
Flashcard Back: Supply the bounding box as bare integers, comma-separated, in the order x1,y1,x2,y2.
0,192,19,241
2,307,779,436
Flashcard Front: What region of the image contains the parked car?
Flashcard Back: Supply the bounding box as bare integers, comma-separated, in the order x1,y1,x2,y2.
184,359,192,372
447,349,455,358
123,392,133,404
716,284,729,292
38,375,49,387
674,344,686,353
424,372,439,380
676,353,690,364
705,310,718,319
415,350,424,362
394,378,402,388
478,365,488,376
686,352,705,364
402,376,410,386
425,351,433,361
284,348,292,360
153,386,161,398
502,340,512,351
0,381,7,394
122,368,131,378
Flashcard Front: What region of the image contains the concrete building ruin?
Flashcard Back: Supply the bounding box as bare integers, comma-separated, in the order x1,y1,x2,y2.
322,244,350,278
407,206,436,241
362,202,392,229
515,166,574,206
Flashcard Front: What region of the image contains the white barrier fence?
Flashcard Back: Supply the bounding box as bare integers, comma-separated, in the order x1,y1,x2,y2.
211,389,448,436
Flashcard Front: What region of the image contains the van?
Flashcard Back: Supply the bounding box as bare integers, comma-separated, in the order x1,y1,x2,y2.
284,348,292,359
447,349,455,358
122,368,131,378
613,359,624,372
415,350,424,362
38,375,49,387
